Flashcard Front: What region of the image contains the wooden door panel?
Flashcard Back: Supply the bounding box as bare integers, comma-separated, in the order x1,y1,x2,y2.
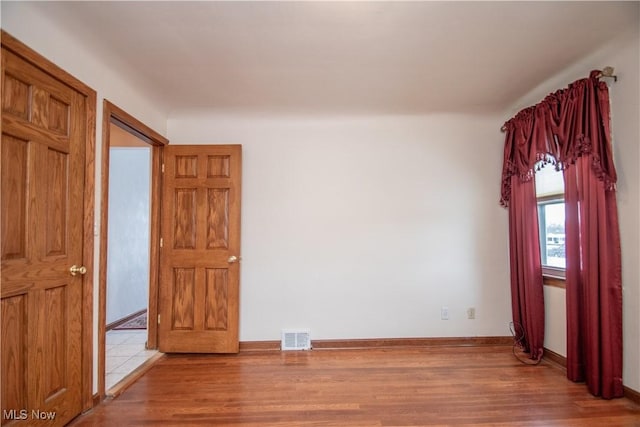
171,268,196,330
160,145,241,353
174,188,197,249
43,285,67,397
174,155,198,178
44,148,69,258
1,42,86,426
207,155,230,177
1,294,28,415
1,134,28,261
2,73,30,119
36,280,82,413
207,189,229,248
205,268,230,330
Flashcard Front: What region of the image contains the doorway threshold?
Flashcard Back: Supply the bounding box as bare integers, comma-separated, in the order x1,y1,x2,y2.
107,350,164,398
106,329,162,396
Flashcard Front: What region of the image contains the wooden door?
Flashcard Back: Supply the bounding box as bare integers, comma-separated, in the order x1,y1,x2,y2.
159,145,241,353
1,47,88,425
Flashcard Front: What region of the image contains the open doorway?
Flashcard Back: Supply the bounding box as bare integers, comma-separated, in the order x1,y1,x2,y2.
98,101,168,399
104,124,154,390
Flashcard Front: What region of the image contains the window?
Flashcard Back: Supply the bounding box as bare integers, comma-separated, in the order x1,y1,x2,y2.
535,164,565,278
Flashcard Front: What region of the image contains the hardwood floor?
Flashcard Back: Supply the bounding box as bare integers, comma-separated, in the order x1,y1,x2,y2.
70,345,640,426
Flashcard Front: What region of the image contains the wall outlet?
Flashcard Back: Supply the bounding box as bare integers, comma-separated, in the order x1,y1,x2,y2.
467,307,476,319
441,306,449,320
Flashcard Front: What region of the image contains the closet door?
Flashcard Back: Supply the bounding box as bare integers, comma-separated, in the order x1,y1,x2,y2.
1,42,89,426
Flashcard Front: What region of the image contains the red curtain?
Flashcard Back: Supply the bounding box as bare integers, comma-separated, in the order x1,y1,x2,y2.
501,71,623,398
501,113,545,361
506,175,544,361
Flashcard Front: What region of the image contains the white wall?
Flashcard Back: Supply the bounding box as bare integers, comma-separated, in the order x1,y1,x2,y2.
507,25,640,392
168,113,512,341
106,148,151,324
1,2,168,392
543,285,566,355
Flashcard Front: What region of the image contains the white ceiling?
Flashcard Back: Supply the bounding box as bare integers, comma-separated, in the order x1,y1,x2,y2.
26,1,639,116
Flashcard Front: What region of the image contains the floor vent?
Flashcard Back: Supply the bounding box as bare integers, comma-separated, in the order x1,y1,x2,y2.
281,329,311,351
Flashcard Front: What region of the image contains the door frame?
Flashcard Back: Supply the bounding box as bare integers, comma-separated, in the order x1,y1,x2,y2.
1,30,97,411
98,100,168,399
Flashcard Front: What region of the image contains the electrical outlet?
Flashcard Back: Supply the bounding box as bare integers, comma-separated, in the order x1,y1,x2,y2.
467,307,476,319
441,306,449,320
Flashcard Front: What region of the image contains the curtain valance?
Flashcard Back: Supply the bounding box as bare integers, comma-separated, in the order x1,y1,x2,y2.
500,70,617,207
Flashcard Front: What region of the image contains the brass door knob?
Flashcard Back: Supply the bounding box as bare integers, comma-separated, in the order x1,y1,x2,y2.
69,265,87,276
227,256,238,264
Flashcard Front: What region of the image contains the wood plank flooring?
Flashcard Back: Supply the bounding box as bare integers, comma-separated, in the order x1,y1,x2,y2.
70,345,640,426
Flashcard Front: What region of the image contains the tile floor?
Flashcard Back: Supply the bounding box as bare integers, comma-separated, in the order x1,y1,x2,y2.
105,330,158,390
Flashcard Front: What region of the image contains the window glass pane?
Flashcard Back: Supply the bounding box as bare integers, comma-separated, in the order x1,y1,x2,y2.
535,164,564,197
539,202,565,268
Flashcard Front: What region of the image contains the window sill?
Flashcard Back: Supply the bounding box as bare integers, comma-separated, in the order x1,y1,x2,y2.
543,275,566,289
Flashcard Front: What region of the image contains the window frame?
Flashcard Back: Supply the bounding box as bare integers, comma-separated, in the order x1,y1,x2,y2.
537,194,566,280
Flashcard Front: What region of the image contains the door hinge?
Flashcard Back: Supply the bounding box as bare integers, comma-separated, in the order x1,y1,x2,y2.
161,163,165,173
160,237,163,248
157,314,161,325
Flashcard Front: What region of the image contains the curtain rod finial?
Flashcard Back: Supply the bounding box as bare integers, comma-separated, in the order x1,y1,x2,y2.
602,66,615,76
598,66,617,82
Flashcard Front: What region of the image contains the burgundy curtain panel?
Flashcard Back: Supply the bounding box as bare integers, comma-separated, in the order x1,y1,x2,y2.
501,107,545,362
501,71,623,398
506,175,545,361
